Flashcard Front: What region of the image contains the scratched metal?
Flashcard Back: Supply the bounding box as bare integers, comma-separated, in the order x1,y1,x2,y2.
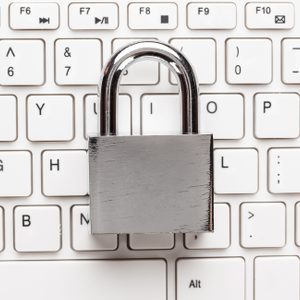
89,135,213,234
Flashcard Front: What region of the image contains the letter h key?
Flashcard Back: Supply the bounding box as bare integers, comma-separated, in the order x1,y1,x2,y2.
88,41,214,234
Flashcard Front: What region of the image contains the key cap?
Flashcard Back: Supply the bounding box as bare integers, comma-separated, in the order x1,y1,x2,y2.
27,95,74,141
226,38,272,84
129,234,174,250
55,39,102,85
269,148,300,193
128,3,177,30
112,39,159,85
170,39,216,85
142,94,181,135
241,202,286,248
255,93,299,138
214,149,258,194
199,93,244,139
72,205,117,251
0,39,44,86
177,258,244,300
282,39,300,84
69,3,118,30
185,203,230,249
0,151,31,197
42,150,88,196
295,203,300,246
0,260,167,300
14,206,61,252
10,2,59,30
85,94,131,138
246,2,294,29
187,2,236,29
0,95,17,141
0,207,3,251
255,256,299,300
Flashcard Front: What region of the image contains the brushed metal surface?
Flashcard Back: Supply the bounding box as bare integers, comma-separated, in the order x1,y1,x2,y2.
89,135,213,234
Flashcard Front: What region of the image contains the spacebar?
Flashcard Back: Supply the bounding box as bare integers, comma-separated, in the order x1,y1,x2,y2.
0,259,167,300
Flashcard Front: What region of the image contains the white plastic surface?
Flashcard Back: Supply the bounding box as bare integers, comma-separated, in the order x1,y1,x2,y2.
0,95,17,141
0,260,167,300
255,256,299,300
14,206,61,252
241,202,286,248
27,95,74,141
0,1,300,299
177,258,245,300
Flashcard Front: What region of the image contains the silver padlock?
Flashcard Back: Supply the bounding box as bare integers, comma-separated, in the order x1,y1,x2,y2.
89,41,214,234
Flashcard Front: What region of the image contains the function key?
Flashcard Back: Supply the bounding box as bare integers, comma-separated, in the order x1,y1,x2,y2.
69,3,119,30
9,2,59,30
128,2,177,30
245,2,294,29
187,2,237,29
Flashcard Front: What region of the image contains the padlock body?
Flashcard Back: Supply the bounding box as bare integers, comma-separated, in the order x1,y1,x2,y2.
89,134,213,234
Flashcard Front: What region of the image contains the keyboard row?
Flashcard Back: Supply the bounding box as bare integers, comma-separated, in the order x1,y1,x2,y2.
0,202,299,252
1,93,300,142
0,256,299,300
1,38,300,85
2,148,300,195
6,2,295,30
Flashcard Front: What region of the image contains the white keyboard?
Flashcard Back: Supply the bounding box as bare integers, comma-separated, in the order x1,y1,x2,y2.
0,0,300,299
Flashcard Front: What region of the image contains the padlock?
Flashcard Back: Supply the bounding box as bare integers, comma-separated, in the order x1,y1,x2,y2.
89,41,214,234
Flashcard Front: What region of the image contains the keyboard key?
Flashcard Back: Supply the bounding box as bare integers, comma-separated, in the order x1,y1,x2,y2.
85,94,131,138
55,39,102,85
14,206,61,252
27,95,74,141
226,38,272,84
0,207,3,251
246,2,294,29
129,233,174,250
128,3,177,30
269,148,300,193
199,93,244,139
185,203,230,249
69,3,119,30
255,256,299,300
241,202,286,248
187,2,237,29
112,38,159,85
282,39,300,84
0,39,44,86
42,150,88,196
214,149,258,194
10,2,59,30
170,39,216,85
255,93,299,138
0,95,17,141
0,260,167,300
141,94,181,135
177,258,244,300
0,151,32,197
71,205,117,251
295,203,300,246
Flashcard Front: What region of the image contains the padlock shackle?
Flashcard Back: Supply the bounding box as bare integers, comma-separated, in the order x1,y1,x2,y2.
98,41,199,136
